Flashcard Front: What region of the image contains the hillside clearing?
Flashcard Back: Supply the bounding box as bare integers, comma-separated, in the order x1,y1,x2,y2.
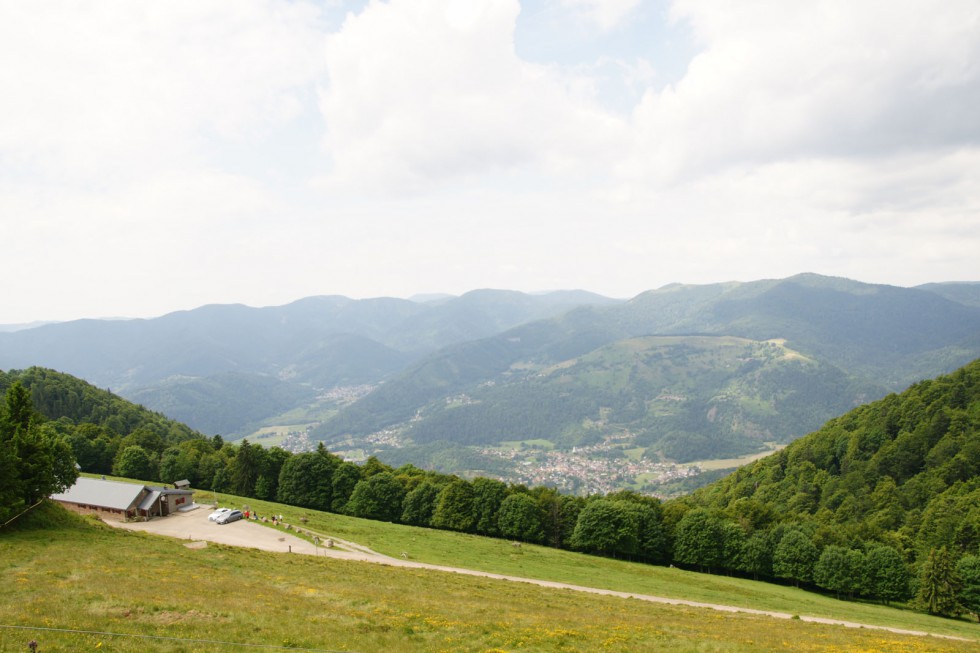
2,504,976,653
119,506,976,645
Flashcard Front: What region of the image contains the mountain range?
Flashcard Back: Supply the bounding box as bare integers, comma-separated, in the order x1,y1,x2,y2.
2,274,979,477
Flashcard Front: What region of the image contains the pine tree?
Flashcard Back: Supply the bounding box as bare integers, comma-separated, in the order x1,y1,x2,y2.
230,439,261,497
917,546,962,616
0,382,77,523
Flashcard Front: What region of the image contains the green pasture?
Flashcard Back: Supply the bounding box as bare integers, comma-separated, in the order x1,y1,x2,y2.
1,503,975,653
195,490,979,643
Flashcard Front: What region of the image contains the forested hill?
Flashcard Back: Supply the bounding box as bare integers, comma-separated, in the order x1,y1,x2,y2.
681,357,980,562
0,367,214,525
0,367,204,442
0,367,212,478
316,274,980,462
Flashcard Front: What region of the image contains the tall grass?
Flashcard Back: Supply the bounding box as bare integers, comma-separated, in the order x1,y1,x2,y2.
1,503,975,652
194,491,980,642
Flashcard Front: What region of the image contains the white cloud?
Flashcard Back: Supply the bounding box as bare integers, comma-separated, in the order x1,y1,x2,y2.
625,0,980,183
1,0,978,324
318,0,627,193
558,0,642,31
0,1,331,321
0,0,326,184
0,167,284,320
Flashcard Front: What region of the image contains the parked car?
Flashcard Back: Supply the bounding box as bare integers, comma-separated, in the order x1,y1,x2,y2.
208,508,231,522
216,509,243,525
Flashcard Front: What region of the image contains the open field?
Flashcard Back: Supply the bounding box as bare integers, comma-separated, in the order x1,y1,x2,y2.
231,423,320,447
190,490,980,643
684,444,787,471
495,439,556,451
1,504,976,653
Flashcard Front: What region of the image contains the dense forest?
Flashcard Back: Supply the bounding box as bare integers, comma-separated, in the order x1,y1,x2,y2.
0,379,77,525
670,358,980,613
3,362,980,619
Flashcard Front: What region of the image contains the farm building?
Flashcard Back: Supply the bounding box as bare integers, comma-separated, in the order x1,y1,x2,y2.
50,477,195,521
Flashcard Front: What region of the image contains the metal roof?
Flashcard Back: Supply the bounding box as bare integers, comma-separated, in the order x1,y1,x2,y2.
147,486,194,496
138,490,162,512
50,477,145,511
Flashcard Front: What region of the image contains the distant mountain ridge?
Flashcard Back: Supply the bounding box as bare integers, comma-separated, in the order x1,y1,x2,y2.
0,289,621,434
3,275,979,472
315,274,980,464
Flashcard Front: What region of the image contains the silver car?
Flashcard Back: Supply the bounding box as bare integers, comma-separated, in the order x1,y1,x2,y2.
215,509,243,525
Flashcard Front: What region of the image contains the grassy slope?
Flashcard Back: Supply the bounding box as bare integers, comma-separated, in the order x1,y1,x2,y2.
200,491,980,643
2,504,976,653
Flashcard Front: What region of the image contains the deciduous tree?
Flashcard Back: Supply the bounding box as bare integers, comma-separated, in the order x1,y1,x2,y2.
401,480,440,526
497,492,544,543
471,477,507,537
432,479,476,532
864,545,910,604
113,444,157,481
672,509,723,572
814,546,865,599
570,499,635,558
956,554,980,622
345,472,406,522
276,452,333,511
330,461,362,513
773,530,818,586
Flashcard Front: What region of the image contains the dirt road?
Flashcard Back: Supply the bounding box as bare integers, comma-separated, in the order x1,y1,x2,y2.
111,506,970,643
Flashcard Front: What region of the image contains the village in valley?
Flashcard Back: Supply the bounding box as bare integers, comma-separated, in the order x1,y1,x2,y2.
479,441,702,496
258,420,702,497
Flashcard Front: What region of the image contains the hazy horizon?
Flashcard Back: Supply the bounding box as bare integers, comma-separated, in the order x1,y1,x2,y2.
3,1,979,323
3,274,979,326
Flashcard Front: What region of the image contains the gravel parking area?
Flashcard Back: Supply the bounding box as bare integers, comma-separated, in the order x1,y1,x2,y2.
107,506,319,555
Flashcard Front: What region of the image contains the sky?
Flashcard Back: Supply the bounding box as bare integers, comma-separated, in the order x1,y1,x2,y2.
1,0,979,324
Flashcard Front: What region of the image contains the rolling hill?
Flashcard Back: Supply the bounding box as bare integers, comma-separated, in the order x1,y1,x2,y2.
315,274,980,468
399,336,881,462
0,289,618,434
3,274,979,477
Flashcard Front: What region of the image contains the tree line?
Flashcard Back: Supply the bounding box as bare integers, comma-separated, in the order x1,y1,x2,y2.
3,364,980,619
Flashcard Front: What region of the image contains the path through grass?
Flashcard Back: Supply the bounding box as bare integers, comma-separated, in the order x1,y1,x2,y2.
2,504,976,653
197,491,980,643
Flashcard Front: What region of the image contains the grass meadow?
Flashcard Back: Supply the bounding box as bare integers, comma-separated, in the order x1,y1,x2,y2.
201,490,980,643
2,503,977,653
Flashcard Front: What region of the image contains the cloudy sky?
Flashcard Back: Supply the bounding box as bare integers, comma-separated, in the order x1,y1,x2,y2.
2,0,979,323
